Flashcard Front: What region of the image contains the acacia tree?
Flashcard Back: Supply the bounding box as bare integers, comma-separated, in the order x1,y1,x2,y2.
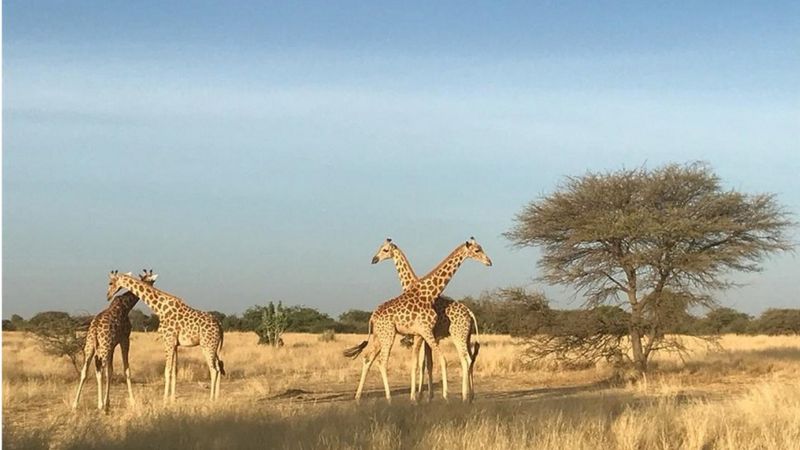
505,163,793,373
29,312,85,375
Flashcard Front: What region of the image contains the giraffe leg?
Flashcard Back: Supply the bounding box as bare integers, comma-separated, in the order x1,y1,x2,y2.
210,355,219,401
439,349,448,400
103,355,113,413
354,341,380,401
95,358,104,410
213,368,221,400
377,333,395,403
418,330,448,400
213,359,222,401
72,346,94,410
163,345,175,403
210,366,218,402
120,337,135,407
211,343,222,401
170,349,178,401
416,340,424,394
204,350,219,402
424,342,434,401
453,339,472,402
468,339,477,402
410,336,423,401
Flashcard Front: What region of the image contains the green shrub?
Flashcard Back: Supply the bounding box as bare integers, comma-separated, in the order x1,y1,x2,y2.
255,302,288,347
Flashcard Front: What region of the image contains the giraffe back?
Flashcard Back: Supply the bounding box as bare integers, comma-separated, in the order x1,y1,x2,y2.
373,287,439,336
159,303,223,348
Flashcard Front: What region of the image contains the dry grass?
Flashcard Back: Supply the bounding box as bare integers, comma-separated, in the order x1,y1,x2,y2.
3,331,800,449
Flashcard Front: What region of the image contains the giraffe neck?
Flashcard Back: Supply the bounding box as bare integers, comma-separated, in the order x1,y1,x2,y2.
114,291,140,313
391,247,418,291
419,245,469,300
117,276,178,318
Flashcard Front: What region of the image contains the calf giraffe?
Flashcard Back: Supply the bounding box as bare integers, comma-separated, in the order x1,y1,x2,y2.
372,238,481,402
106,271,225,402
344,238,491,403
73,269,158,412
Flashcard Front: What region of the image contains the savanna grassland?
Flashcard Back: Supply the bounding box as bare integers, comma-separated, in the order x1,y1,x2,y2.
3,331,800,449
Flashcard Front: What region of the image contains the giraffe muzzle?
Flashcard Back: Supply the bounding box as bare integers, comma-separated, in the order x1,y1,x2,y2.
371,256,379,264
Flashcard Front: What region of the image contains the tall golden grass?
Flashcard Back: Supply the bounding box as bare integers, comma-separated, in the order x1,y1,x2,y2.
3,331,800,449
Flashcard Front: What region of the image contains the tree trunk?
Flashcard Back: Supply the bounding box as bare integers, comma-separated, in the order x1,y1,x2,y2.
626,287,648,374
629,325,647,373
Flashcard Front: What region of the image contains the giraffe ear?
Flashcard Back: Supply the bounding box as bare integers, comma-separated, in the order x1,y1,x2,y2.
124,272,132,276
150,274,159,281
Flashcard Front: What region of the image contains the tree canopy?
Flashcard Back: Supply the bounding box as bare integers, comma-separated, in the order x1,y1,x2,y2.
505,162,794,372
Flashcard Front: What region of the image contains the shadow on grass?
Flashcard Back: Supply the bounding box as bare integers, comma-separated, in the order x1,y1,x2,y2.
728,346,800,361
656,345,800,377
5,374,720,450
266,374,640,405
4,389,655,450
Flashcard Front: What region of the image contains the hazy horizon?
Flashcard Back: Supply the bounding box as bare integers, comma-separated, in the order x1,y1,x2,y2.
3,1,798,319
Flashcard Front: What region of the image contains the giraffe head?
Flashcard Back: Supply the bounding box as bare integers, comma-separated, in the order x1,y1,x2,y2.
107,269,157,301
139,268,159,285
107,270,130,300
462,237,493,266
371,238,397,264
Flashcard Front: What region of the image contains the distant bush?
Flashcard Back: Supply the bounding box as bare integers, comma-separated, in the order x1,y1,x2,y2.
336,309,371,333
318,329,336,342
28,311,74,329
461,289,551,335
220,314,242,331
695,308,752,335
28,312,85,374
7,301,799,346
255,302,288,347
751,309,800,335
525,305,631,369
129,308,160,332
285,306,338,333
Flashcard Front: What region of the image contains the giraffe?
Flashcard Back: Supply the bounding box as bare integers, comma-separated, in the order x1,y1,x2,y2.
344,237,491,403
73,269,158,412
106,270,225,402
372,238,482,402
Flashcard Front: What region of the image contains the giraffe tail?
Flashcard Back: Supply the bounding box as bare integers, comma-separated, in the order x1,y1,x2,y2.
218,359,226,376
217,333,226,376
343,320,372,358
468,309,481,368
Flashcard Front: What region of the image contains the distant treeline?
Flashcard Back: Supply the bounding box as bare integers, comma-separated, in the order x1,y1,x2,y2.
2,306,373,334
4,291,800,336
459,289,800,337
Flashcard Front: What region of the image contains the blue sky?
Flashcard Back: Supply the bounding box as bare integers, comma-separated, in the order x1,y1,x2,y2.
3,1,798,319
